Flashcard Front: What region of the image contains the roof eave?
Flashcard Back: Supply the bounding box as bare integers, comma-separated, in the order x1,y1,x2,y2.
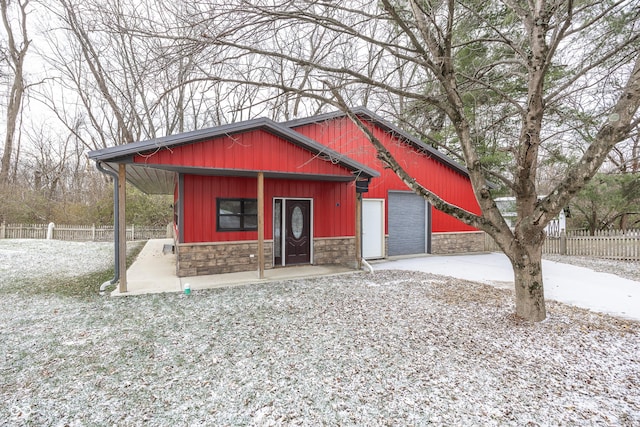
88,117,273,162
90,118,379,181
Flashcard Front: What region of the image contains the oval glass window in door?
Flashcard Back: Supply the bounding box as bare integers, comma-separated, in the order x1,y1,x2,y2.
291,206,304,239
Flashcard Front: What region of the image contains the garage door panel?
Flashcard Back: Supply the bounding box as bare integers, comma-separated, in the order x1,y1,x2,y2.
388,191,426,256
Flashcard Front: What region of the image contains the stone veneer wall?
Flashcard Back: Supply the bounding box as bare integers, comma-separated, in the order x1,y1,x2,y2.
313,237,356,268
176,236,356,277
431,231,486,254
176,241,273,277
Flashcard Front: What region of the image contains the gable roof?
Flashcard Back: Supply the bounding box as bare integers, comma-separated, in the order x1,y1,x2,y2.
89,118,379,194
284,107,470,177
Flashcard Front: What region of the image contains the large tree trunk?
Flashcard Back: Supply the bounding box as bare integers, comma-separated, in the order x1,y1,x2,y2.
619,213,628,232
508,242,546,322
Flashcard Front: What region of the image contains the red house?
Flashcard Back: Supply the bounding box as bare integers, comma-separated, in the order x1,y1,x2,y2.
89,108,483,279
285,108,483,257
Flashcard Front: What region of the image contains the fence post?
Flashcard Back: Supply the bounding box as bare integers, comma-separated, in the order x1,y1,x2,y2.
560,230,566,255
92,224,96,241
0,222,4,239
46,222,55,240
132,224,135,240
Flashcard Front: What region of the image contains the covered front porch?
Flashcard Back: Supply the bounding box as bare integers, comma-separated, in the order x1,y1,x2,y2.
113,238,357,296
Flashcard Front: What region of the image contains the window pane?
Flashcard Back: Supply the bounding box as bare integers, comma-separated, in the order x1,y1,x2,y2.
244,200,258,215
219,200,241,215
244,215,258,229
274,200,281,257
219,215,241,229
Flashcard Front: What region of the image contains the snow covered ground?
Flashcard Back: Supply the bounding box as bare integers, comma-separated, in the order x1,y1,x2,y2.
0,239,114,286
0,239,638,425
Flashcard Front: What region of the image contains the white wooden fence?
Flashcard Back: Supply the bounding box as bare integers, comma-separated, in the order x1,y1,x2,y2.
0,222,169,242
485,229,640,261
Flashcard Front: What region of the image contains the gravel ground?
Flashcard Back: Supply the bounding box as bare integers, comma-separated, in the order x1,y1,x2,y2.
0,240,639,426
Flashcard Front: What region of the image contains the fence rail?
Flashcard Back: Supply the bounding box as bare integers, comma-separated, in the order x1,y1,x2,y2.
485,229,640,261
0,222,169,242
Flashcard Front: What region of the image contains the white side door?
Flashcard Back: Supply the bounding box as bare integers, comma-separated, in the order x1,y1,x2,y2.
362,199,385,259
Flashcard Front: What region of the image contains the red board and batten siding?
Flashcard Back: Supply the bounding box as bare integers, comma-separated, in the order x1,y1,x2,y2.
292,117,480,233
181,175,355,243
133,129,352,178
133,128,359,244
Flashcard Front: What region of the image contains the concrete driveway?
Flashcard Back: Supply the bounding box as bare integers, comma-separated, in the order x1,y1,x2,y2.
374,253,640,322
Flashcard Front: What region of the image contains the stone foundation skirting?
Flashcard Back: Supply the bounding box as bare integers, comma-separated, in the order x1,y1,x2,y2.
313,237,357,268
176,241,274,277
176,236,356,277
431,231,486,254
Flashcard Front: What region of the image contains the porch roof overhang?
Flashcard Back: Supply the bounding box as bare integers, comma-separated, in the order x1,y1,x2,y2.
95,162,367,194
89,118,378,194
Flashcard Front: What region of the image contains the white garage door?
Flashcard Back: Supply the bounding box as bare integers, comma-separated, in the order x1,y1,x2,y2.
388,191,430,256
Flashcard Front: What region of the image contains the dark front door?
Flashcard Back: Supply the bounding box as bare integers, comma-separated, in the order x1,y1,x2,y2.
285,200,311,265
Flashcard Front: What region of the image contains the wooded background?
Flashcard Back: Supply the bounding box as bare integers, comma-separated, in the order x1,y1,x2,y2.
0,0,638,231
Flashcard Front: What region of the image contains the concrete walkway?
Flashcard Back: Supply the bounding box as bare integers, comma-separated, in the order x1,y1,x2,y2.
114,238,355,296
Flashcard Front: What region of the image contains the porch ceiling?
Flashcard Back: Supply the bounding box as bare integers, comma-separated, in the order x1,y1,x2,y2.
103,162,175,194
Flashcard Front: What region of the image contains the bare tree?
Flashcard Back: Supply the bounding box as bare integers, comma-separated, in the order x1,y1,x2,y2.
28,0,639,321
577,126,640,231
608,129,640,174
40,0,271,151
0,0,30,184
139,0,640,321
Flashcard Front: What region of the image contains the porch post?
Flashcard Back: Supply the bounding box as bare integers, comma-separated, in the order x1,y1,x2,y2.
118,163,127,293
355,192,362,270
257,171,265,279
